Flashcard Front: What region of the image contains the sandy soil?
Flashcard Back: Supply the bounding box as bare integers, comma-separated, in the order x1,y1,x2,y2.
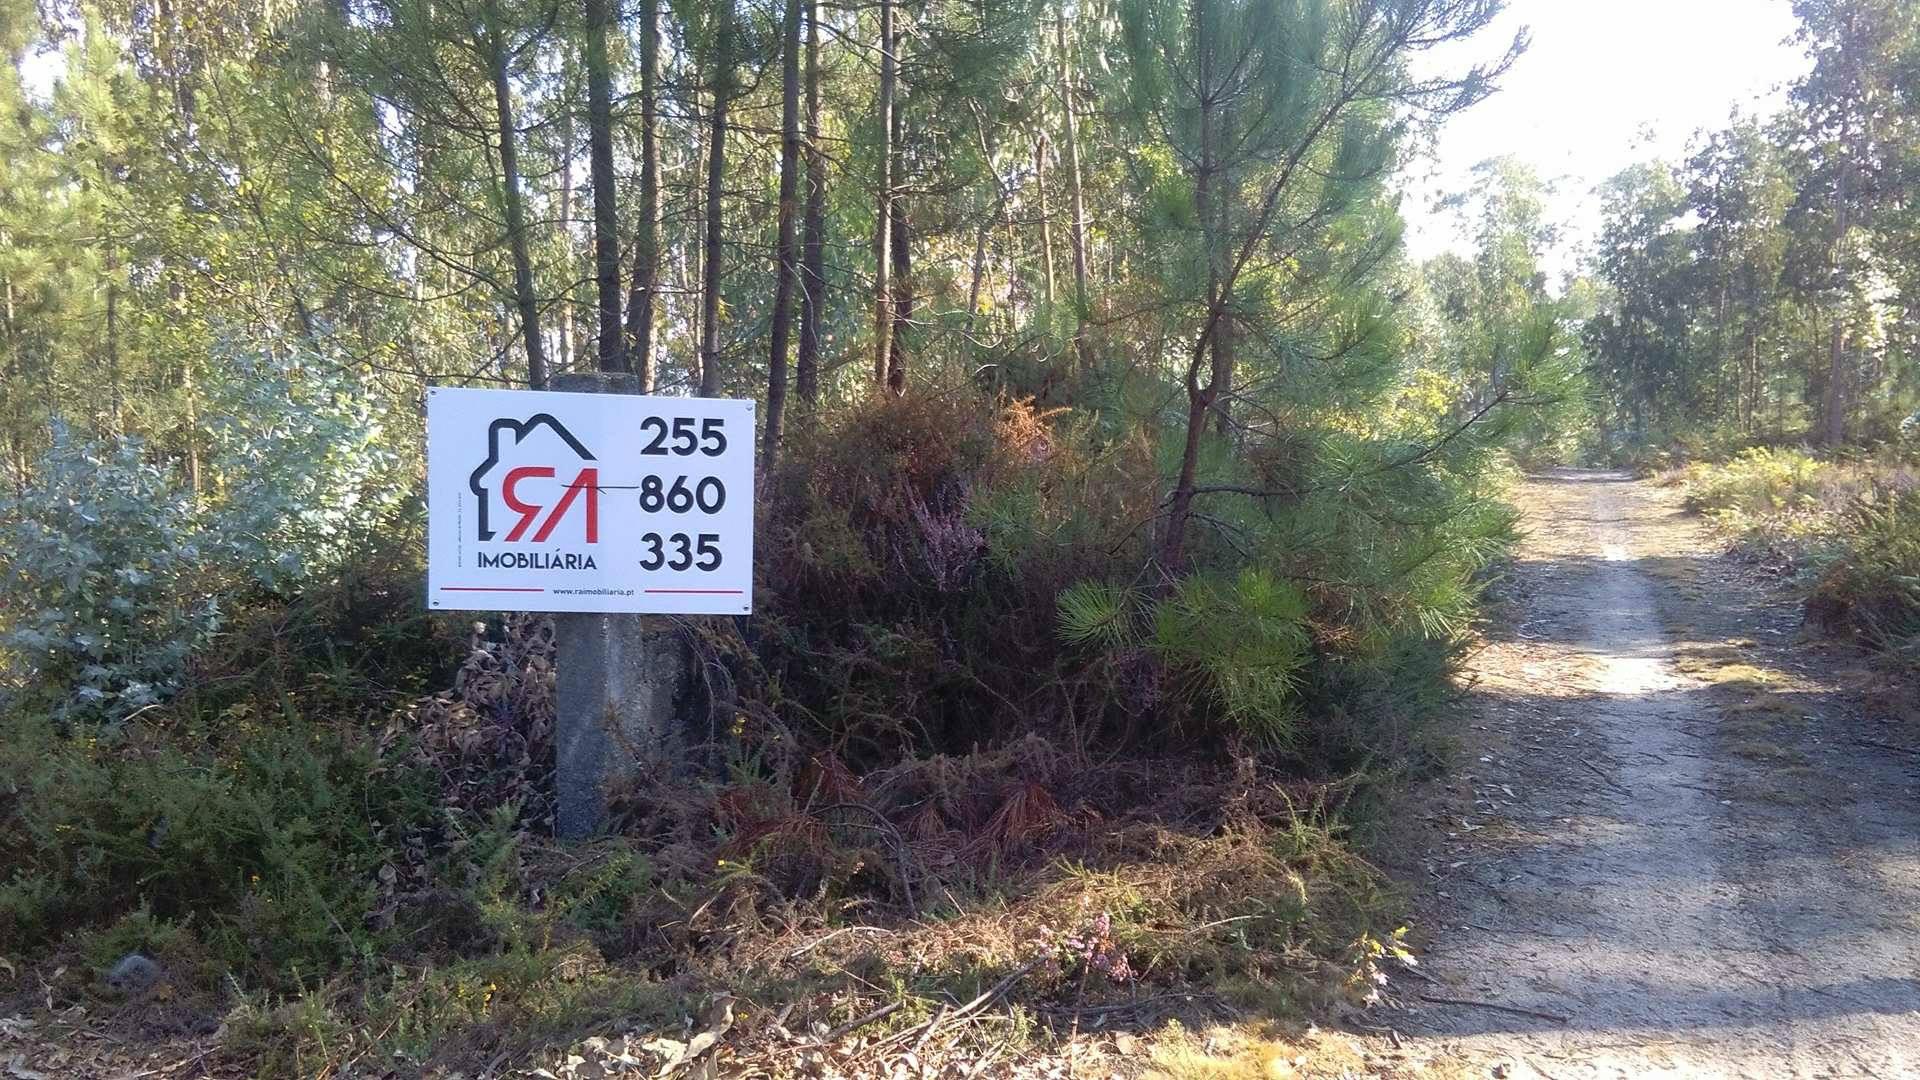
1383,470,1920,1079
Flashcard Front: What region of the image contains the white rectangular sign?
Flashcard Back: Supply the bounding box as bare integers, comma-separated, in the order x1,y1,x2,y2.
426,386,754,614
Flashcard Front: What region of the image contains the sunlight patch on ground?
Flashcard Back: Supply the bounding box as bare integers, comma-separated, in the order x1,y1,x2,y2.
1593,651,1675,695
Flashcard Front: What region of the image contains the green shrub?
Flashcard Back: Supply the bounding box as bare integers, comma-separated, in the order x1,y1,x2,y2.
0,705,435,982
0,432,208,720
1806,486,1920,660
1682,446,1826,518
1058,570,1311,746
0,377,1529,1070
223,946,679,1077
1679,449,1920,664
0,350,407,723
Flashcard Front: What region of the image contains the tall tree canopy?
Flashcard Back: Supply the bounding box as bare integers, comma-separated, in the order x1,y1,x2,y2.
1583,0,1920,450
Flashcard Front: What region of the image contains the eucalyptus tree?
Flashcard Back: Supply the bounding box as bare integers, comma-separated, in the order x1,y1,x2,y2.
1584,162,1697,438
1790,0,1919,444
1686,117,1794,434
1416,158,1558,416
1579,0,1920,446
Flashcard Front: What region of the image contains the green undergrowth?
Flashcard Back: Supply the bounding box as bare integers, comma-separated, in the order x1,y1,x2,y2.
1672,447,1920,666
0,391,1507,1074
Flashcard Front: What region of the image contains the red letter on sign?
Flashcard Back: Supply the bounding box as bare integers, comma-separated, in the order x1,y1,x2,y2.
533,468,599,543
501,466,556,541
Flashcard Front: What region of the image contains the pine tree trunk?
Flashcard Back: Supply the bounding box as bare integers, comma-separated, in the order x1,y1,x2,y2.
887,151,910,396
586,0,626,372
1159,0,1219,570
180,338,202,496
1823,163,1850,447
1824,319,1848,446
1035,135,1056,306
491,31,548,388
686,81,706,384
1207,96,1237,437
1714,280,1729,423
796,0,826,405
1004,201,1022,328
699,9,732,397
624,0,662,390
765,0,803,463
967,211,991,332
1056,10,1094,375
1824,36,1866,449
871,0,896,387
966,106,1003,335
105,250,122,436
557,109,576,374
3,280,24,494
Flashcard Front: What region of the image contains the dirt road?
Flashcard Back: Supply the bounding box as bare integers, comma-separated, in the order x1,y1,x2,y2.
1387,471,1920,1078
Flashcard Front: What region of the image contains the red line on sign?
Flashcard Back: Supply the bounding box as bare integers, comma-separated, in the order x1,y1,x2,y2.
441,586,546,593
644,588,746,594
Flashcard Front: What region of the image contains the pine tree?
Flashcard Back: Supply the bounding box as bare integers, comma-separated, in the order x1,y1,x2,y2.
585,0,625,372
1115,0,1519,568
764,0,803,462
698,0,735,397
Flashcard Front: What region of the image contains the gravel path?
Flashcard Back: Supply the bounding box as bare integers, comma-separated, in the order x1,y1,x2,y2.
1390,470,1920,1079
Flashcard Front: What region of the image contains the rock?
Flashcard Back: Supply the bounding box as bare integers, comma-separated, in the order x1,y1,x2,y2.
103,953,163,998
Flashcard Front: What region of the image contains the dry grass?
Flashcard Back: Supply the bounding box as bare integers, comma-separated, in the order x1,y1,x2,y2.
1144,1021,1375,1080
1137,1016,1495,1080
211,784,1409,1077
789,803,1403,1012
1147,1028,1304,1080
1725,766,1824,807
1727,740,1809,766
1697,661,1792,688
1724,695,1809,723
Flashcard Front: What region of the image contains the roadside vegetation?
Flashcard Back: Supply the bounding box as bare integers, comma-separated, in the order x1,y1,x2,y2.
0,1,1568,1073
1663,447,1920,670
0,383,1515,1075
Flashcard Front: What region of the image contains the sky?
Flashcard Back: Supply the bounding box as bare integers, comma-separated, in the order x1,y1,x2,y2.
1400,0,1812,279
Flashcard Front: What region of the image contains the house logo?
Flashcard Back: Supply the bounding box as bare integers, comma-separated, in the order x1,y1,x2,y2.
468,414,600,546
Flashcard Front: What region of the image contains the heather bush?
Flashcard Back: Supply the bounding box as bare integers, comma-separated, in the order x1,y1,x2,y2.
743,383,1516,774
754,393,1154,757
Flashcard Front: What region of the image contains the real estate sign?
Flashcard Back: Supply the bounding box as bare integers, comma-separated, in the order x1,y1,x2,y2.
426,386,754,614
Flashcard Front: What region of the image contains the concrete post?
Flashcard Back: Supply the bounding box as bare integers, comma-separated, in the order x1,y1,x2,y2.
548,372,697,839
